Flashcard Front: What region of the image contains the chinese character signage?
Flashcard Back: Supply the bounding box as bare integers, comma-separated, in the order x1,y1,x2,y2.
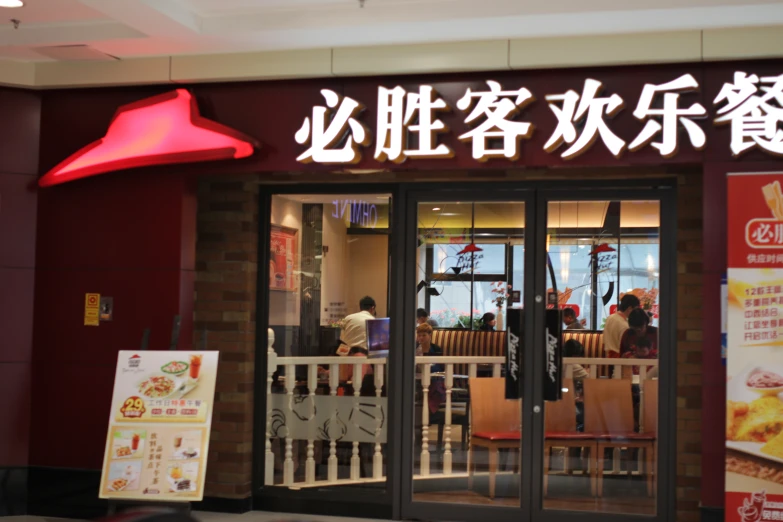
99,351,219,501
294,71,783,165
726,172,783,520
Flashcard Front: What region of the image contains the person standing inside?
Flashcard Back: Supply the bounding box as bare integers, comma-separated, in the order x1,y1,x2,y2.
339,296,377,352
563,308,585,330
603,294,640,358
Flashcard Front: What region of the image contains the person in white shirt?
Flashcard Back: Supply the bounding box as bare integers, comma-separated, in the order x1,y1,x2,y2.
338,296,377,352
603,294,640,358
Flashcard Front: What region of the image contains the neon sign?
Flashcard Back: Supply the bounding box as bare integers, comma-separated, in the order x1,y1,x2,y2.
38,89,258,188
332,199,378,229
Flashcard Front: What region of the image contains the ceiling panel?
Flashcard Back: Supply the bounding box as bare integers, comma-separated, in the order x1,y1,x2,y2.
6,0,108,24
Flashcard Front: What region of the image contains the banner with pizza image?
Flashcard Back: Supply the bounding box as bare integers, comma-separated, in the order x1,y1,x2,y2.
726,172,783,522
99,351,219,501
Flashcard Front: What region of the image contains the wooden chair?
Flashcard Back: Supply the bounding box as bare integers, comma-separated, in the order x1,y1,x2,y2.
583,379,655,497
467,378,521,499
641,379,658,497
544,379,597,496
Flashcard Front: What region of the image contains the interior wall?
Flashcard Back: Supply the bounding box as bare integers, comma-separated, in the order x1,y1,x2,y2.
321,206,348,322
347,235,389,318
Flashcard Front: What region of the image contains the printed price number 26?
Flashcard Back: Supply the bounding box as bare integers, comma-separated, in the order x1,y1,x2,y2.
120,396,147,418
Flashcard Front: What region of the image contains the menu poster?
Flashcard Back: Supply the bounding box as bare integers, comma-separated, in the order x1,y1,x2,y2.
270,225,298,292
100,351,219,501
726,172,783,522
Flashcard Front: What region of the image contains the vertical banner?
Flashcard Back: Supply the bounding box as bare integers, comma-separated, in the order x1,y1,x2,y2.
99,351,219,501
726,172,783,521
543,308,563,401
506,309,524,400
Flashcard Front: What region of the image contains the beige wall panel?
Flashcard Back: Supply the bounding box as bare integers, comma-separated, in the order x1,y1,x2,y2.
171,49,333,82
333,40,509,76
703,26,783,60
35,57,171,88
0,60,34,87
510,31,702,69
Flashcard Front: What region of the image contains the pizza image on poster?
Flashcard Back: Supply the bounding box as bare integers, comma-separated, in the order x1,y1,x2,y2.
726,172,783,521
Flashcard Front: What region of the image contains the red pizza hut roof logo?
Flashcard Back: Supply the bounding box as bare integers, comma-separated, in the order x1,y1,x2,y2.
38,89,259,188
128,354,141,368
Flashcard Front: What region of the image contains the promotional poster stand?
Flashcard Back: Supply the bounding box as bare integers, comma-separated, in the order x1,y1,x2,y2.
106,317,193,516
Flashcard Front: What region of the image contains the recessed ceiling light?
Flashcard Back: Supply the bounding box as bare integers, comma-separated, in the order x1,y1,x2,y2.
432,207,441,211
0,0,24,7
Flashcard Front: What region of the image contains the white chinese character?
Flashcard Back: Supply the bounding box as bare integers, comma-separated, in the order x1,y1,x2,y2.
749,254,758,263
544,79,626,159
776,224,783,245
456,80,534,161
375,85,452,162
753,223,774,244
295,89,369,164
629,74,707,157
714,72,783,156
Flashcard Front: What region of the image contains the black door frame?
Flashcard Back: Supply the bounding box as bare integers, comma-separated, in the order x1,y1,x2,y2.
253,178,678,522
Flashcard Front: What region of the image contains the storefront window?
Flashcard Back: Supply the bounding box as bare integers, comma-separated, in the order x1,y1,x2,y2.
264,193,391,489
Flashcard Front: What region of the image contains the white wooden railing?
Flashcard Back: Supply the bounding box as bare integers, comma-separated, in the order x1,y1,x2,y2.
563,357,659,382
264,330,659,488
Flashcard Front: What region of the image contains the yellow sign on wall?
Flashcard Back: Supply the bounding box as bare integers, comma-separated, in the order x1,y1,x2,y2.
85,293,100,326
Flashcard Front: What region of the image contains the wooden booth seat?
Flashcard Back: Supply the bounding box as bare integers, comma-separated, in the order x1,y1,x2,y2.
431,329,507,375
562,330,608,377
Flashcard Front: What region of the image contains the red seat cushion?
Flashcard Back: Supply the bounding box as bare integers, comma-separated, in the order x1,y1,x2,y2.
545,432,597,441
472,431,521,441
594,432,656,441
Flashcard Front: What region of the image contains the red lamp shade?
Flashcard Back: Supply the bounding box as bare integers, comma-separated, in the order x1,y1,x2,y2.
589,243,617,255
457,243,483,255
38,89,259,188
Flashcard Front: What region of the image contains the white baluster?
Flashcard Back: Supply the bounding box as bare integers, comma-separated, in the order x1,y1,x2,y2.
590,365,598,379
613,364,621,379
373,362,384,479
351,361,362,480
493,363,501,378
306,364,317,484
328,363,339,483
444,363,454,475
284,363,295,486
420,362,431,476
265,328,277,486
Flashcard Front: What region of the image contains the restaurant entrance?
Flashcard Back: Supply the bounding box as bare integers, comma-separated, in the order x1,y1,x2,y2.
258,177,676,522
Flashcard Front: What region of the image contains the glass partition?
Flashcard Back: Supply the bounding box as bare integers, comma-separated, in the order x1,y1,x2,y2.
542,199,660,515
412,201,526,506
264,193,391,490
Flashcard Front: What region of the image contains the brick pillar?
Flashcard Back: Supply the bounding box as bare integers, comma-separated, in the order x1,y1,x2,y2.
194,177,259,499
676,171,703,522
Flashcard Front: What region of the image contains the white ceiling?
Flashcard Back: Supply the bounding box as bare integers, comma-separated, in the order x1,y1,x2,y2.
0,0,782,62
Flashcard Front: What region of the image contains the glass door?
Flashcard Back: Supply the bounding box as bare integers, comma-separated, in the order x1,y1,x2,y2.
401,191,536,522
531,191,674,522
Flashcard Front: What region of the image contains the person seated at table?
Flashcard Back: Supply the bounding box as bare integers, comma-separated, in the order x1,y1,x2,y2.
479,312,496,331
619,308,659,378
563,307,585,330
417,323,445,413
417,308,439,328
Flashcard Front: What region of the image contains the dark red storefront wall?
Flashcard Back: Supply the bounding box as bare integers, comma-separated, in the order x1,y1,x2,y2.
28,59,783,514
0,87,40,473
